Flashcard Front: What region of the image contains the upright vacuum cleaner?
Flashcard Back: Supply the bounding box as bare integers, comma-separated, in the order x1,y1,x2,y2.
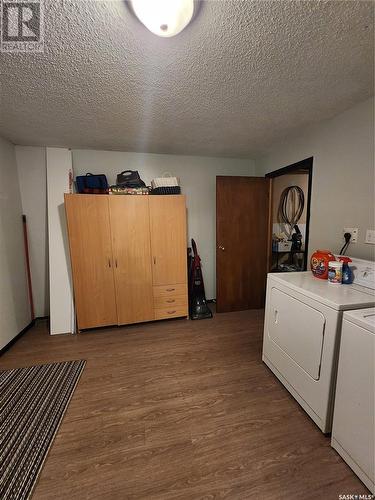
188,239,213,320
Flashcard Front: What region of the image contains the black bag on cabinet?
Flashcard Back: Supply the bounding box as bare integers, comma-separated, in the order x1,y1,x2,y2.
116,170,146,188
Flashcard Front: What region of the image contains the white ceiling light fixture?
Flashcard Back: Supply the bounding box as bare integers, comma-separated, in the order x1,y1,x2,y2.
129,0,197,38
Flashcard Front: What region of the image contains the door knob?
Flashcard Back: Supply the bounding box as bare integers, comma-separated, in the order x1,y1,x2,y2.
218,245,225,251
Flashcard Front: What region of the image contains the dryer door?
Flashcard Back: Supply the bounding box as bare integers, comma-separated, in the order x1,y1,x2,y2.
268,287,326,380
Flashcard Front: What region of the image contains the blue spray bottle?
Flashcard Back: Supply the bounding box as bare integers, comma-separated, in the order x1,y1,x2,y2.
339,257,353,284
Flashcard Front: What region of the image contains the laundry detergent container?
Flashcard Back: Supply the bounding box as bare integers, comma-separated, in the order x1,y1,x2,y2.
310,250,336,280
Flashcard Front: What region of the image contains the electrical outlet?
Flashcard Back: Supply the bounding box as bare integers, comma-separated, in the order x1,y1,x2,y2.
365,229,375,245
343,228,358,244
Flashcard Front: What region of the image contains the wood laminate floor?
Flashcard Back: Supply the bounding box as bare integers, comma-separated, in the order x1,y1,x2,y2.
1,310,369,499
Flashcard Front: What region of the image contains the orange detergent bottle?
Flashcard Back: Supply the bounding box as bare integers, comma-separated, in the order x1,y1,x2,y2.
310,250,336,280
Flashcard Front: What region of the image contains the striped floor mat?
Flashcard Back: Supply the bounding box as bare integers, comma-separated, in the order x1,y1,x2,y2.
0,360,86,500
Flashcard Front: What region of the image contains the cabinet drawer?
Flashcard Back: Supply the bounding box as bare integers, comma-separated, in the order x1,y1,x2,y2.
155,306,188,320
154,294,187,309
153,284,187,297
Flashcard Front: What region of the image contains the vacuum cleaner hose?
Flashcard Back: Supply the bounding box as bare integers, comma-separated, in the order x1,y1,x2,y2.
278,186,305,237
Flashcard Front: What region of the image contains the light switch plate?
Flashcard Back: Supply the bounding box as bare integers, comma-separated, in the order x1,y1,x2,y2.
343,227,358,244
365,229,375,245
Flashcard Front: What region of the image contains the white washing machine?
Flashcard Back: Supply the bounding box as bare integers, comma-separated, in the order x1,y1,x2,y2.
262,258,375,433
331,308,375,493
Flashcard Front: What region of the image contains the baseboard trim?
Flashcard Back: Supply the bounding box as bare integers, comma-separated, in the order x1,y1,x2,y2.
0,320,36,356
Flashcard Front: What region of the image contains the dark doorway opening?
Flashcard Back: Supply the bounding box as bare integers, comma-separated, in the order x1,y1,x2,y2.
266,157,313,273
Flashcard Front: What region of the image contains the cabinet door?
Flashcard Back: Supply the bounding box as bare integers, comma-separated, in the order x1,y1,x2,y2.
109,196,154,325
149,196,187,286
65,195,117,330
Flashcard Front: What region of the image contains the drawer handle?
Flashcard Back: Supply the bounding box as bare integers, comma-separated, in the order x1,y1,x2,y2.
166,288,175,292
166,299,175,303
167,310,177,314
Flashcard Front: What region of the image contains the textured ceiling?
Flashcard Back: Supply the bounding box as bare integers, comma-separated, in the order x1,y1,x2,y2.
0,0,373,157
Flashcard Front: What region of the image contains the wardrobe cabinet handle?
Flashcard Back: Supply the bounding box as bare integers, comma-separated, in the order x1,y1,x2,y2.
166,288,175,292
108,259,111,268
153,257,156,265
166,299,175,303
167,310,177,314
115,259,118,268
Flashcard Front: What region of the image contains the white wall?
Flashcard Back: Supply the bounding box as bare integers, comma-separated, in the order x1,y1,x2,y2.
0,137,30,349
256,97,375,261
46,148,75,335
72,150,256,298
16,146,48,317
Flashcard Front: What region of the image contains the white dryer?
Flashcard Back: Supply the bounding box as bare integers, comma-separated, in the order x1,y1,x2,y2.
262,258,375,433
331,308,374,493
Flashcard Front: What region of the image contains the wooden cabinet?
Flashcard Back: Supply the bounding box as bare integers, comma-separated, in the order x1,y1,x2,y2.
109,196,154,325
65,194,188,330
149,196,188,286
64,195,117,330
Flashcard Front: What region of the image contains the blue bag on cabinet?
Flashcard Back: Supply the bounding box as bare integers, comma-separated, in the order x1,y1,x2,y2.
76,173,108,194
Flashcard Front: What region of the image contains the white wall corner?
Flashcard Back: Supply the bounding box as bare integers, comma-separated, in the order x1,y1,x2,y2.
46,148,75,335
15,146,49,318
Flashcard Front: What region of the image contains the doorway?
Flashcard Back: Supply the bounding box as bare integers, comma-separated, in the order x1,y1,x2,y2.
266,157,313,273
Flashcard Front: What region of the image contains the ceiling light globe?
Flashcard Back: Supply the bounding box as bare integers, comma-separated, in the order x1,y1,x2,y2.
130,0,195,38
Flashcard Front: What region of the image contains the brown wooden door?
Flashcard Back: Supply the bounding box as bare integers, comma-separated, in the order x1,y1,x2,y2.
149,196,187,286
64,194,117,330
109,196,154,325
216,177,269,313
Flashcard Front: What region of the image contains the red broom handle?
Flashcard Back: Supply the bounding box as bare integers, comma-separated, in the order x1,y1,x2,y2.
22,215,35,321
